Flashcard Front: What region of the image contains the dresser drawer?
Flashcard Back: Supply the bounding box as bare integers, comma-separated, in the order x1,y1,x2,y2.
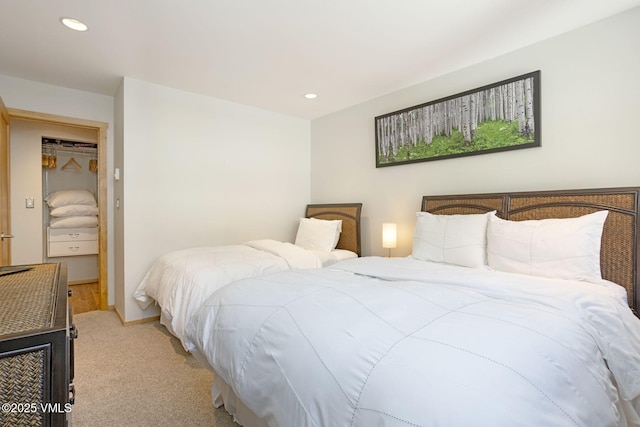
49,240,98,257
48,227,98,242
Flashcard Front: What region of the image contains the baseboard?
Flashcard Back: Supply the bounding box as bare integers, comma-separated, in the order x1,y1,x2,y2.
69,279,99,286
113,305,160,326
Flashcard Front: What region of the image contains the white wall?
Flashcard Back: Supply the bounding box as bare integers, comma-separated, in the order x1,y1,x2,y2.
118,78,311,321
0,75,115,302
311,7,640,258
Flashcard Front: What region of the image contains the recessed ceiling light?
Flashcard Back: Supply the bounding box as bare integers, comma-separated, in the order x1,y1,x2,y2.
60,17,88,32
304,93,318,100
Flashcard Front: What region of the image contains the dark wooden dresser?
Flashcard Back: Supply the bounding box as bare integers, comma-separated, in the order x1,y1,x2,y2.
0,263,76,427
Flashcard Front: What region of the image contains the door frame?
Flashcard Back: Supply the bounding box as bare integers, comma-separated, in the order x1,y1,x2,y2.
0,97,10,266
8,108,109,310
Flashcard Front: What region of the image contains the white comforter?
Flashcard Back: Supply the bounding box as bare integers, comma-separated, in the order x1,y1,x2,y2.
134,239,355,348
185,256,640,427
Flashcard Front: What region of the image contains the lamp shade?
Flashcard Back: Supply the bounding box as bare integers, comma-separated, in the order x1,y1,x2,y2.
382,223,397,249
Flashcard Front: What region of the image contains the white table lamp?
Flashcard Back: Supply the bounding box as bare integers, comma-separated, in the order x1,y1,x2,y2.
382,223,397,257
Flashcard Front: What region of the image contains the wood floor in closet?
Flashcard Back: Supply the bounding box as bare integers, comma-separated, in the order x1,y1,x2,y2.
69,282,100,314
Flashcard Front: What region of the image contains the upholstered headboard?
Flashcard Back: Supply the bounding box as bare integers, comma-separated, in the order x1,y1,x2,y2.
306,203,363,256
421,187,640,314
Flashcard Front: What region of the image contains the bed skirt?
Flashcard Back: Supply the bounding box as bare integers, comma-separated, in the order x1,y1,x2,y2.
212,376,268,427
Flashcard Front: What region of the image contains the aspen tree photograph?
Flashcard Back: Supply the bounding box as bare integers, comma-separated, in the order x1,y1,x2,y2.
375,71,540,167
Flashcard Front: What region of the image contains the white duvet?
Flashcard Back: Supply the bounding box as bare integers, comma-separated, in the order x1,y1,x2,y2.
185,256,640,427
134,239,355,348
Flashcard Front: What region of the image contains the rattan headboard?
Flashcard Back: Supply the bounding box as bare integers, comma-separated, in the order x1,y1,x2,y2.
306,203,363,256
421,187,640,314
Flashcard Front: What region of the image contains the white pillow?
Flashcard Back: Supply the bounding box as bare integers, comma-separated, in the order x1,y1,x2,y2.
294,218,342,252
45,190,97,208
50,204,99,217
412,211,496,268
49,216,99,229
486,211,608,280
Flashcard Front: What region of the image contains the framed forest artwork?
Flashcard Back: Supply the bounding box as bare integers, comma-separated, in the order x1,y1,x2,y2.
375,71,540,167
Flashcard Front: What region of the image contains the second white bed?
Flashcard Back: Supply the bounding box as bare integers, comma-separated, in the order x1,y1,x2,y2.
134,239,356,348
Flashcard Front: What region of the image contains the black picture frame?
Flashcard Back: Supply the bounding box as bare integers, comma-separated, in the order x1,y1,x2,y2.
375,70,541,167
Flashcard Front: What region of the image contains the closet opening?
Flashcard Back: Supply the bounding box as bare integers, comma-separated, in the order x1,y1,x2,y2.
42,138,99,309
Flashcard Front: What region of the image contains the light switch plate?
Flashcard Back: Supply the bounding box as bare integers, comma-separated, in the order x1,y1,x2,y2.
25,197,35,208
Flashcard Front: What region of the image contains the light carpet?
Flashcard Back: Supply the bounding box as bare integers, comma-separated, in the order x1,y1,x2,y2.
71,309,238,427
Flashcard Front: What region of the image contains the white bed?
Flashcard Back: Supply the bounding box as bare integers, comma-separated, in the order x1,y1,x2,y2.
183,188,640,427
134,203,362,348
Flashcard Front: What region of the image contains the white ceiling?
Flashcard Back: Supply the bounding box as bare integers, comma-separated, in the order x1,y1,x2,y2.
1,0,639,120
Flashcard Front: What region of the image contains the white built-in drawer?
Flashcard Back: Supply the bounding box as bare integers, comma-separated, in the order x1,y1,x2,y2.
48,227,98,242
48,240,98,257
47,227,99,257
